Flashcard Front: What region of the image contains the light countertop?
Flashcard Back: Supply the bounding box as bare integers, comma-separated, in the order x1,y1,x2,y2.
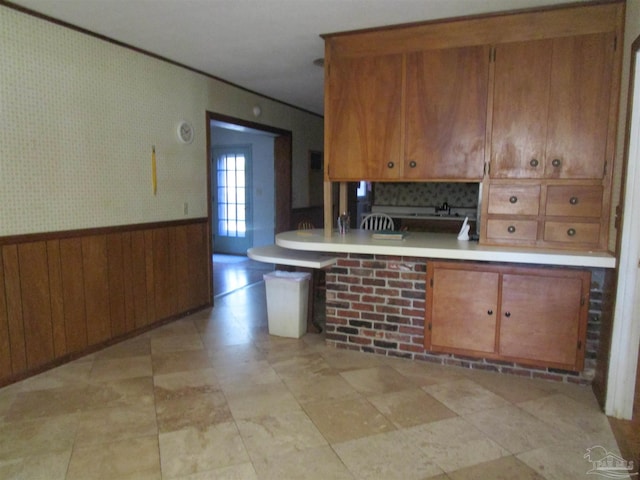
275,229,616,269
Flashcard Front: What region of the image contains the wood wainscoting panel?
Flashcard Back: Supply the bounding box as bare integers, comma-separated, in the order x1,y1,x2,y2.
47,240,68,357
18,241,55,369
0,219,211,386
106,233,127,338
2,245,27,373
82,235,112,346
59,238,88,354
0,252,12,378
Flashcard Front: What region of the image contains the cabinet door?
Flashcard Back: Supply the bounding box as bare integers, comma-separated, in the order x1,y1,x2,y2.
490,39,552,179
326,53,403,180
499,272,586,370
405,45,489,180
427,266,499,354
545,33,614,179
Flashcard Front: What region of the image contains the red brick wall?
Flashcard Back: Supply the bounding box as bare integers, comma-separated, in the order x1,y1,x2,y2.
324,253,604,385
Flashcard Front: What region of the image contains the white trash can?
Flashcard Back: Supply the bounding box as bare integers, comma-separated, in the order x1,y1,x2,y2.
263,271,311,338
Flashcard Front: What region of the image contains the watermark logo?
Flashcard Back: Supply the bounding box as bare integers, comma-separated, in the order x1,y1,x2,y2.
584,445,638,478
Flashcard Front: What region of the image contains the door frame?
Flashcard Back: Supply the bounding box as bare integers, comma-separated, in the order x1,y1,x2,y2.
205,112,293,299
606,35,640,420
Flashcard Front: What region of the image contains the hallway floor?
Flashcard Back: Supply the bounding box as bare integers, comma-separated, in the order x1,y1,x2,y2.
0,258,635,479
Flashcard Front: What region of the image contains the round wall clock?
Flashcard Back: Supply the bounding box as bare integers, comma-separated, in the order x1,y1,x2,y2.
176,120,194,144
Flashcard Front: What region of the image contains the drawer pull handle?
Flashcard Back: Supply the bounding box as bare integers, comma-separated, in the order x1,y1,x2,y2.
567,228,576,237
409,160,417,168
569,196,579,205
529,159,539,168
509,196,518,204
505,312,511,318
387,161,395,169
487,310,493,315
507,225,516,234
552,158,562,168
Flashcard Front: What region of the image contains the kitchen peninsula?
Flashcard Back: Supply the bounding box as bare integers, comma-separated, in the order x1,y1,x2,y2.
276,229,614,384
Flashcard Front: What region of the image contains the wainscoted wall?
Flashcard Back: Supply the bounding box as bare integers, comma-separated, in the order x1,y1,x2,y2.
373,182,480,207
0,219,210,387
325,253,607,385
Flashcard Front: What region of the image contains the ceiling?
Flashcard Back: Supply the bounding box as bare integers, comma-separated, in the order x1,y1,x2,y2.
9,0,587,115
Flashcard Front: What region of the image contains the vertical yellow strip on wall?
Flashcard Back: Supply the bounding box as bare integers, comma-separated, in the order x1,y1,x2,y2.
151,145,157,195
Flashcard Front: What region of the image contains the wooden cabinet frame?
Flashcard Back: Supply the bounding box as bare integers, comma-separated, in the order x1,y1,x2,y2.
424,261,591,372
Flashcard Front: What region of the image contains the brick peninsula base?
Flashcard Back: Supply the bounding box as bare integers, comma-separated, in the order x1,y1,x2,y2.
324,253,605,385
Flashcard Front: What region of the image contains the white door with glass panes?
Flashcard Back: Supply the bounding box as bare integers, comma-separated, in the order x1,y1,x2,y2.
212,145,253,254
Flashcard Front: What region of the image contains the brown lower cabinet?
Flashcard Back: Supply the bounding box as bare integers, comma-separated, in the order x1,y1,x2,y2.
424,261,590,372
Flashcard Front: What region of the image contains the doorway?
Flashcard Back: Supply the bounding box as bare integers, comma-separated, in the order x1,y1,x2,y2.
212,144,253,255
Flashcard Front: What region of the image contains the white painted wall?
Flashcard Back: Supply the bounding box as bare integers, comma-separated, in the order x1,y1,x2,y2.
0,6,323,237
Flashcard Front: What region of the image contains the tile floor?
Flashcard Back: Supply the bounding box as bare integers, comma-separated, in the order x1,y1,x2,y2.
0,275,635,479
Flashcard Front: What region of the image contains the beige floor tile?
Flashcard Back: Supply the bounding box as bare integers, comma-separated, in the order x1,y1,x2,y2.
0,414,78,460
215,359,281,387
5,385,89,421
333,429,444,480
156,391,232,433
340,365,416,396
153,368,220,400
405,416,509,473
224,381,302,420
0,450,71,480
448,455,545,480
93,336,151,360
236,410,327,461
152,349,213,375
75,404,157,446
423,379,511,415
150,333,204,354
85,376,155,409
158,422,250,479
89,355,153,383
518,393,616,440
465,404,569,454
270,352,335,379
207,344,266,367
150,318,199,337
386,359,469,387
19,357,94,391
66,435,161,480
517,442,631,480
283,372,360,404
466,369,559,404
252,445,354,480
320,348,385,371
173,462,258,479
368,388,457,428
303,396,395,443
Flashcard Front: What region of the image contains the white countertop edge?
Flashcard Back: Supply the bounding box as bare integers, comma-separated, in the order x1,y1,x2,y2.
275,230,616,269
247,244,338,269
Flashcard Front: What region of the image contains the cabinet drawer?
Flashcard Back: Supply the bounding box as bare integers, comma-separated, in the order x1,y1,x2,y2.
486,219,538,241
488,185,540,215
545,186,603,217
544,221,600,244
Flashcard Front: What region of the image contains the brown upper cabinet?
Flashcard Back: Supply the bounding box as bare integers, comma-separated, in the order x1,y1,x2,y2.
323,1,624,251
490,33,616,180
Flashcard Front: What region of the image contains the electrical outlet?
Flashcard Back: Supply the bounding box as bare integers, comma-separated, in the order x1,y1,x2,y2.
183,202,188,215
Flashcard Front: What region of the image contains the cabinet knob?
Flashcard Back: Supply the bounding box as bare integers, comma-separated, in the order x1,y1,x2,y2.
507,225,516,234
509,196,518,204
567,228,576,237
505,312,511,318
569,196,579,205
487,310,493,315
551,158,562,168
530,159,539,168
387,161,395,169
409,160,417,168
